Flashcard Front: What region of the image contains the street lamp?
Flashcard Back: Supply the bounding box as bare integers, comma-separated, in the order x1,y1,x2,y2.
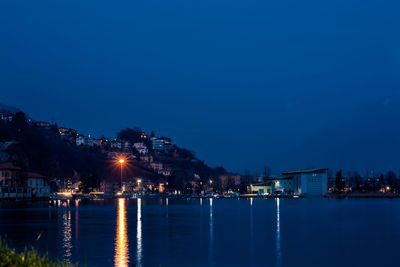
119,158,125,192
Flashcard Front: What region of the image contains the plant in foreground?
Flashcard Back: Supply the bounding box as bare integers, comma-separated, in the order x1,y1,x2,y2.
0,239,78,267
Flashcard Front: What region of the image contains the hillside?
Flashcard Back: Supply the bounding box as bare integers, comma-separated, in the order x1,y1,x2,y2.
0,102,20,113
0,109,228,191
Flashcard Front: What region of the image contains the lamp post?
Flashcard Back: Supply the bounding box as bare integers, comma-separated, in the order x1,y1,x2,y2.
119,158,125,192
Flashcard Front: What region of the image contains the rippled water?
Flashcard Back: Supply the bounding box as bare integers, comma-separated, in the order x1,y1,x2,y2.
1,198,400,267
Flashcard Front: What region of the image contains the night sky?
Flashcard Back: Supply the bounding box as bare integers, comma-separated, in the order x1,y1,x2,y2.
1,0,399,174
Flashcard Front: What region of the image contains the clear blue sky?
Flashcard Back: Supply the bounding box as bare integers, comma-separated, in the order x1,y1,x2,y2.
1,0,399,174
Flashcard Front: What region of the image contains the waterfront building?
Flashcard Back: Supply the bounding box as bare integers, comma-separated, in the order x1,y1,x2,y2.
247,177,293,195
247,182,274,195
282,168,328,196
100,181,120,195
22,172,50,198
266,177,294,194
218,173,241,190
0,163,49,199
0,162,21,186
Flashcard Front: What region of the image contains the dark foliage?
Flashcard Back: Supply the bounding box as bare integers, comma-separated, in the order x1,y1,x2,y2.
117,128,144,144
335,170,345,191
0,112,106,182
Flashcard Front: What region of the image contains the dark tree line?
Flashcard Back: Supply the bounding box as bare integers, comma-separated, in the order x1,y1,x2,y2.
334,169,400,193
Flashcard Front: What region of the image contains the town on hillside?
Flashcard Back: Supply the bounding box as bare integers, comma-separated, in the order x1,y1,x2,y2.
1,107,400,200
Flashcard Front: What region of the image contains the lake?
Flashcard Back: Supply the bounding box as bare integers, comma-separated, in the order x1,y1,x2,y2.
1,198,400,267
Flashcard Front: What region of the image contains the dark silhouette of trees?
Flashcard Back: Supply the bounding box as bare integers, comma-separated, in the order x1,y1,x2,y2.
1,112,107,180
117,128,144,144
215,166,227,175
80,169,100,193
227,177,235,190
12,112,28,132
263,165,271,181
168,169,186,191
376,174,384,191
385,170,397,192
349,171,362,191
335,170,345,191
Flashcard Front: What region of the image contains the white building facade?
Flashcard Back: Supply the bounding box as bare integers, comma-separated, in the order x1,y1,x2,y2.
282,168,328,196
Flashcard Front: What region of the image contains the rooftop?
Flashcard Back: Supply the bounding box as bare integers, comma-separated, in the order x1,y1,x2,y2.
265,176,294,181
282,168,328,175
0,162,21,171
22,172,45,179
250,182,274,186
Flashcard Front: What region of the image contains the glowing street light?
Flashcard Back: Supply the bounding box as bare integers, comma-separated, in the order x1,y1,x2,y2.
118,158,125,192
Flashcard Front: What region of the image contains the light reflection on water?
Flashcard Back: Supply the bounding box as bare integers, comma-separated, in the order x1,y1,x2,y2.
2,198,400,267
249,198,254,263
276,198,281,267
75,200,79,241
62,208,72,263
136,198,143,267
114,198,129,267
209,198,214,266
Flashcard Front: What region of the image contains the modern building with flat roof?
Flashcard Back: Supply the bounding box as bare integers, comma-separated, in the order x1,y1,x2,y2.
247,181,274,195
282,168,328,196
266,177,294,194
247,176,294,195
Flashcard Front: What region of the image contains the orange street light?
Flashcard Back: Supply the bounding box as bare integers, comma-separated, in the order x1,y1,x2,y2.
118,158,126,192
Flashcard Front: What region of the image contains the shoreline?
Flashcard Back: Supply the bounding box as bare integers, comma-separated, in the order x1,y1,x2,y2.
324,192,400,198
3,193,400,202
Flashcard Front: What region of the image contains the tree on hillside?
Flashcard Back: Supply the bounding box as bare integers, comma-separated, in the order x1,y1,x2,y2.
80,169,100,193
335,170,345,191
173,148,195,160
214,166,227,175
168,169,187,191
11,112,28,135
117,128,143,144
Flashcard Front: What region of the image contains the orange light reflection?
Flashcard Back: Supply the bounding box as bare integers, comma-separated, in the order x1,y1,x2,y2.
115,198,129,267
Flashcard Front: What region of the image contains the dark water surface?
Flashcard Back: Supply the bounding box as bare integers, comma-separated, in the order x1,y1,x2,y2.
1,198,400,267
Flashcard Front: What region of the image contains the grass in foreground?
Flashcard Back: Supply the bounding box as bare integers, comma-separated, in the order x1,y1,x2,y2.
0,240,77,267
